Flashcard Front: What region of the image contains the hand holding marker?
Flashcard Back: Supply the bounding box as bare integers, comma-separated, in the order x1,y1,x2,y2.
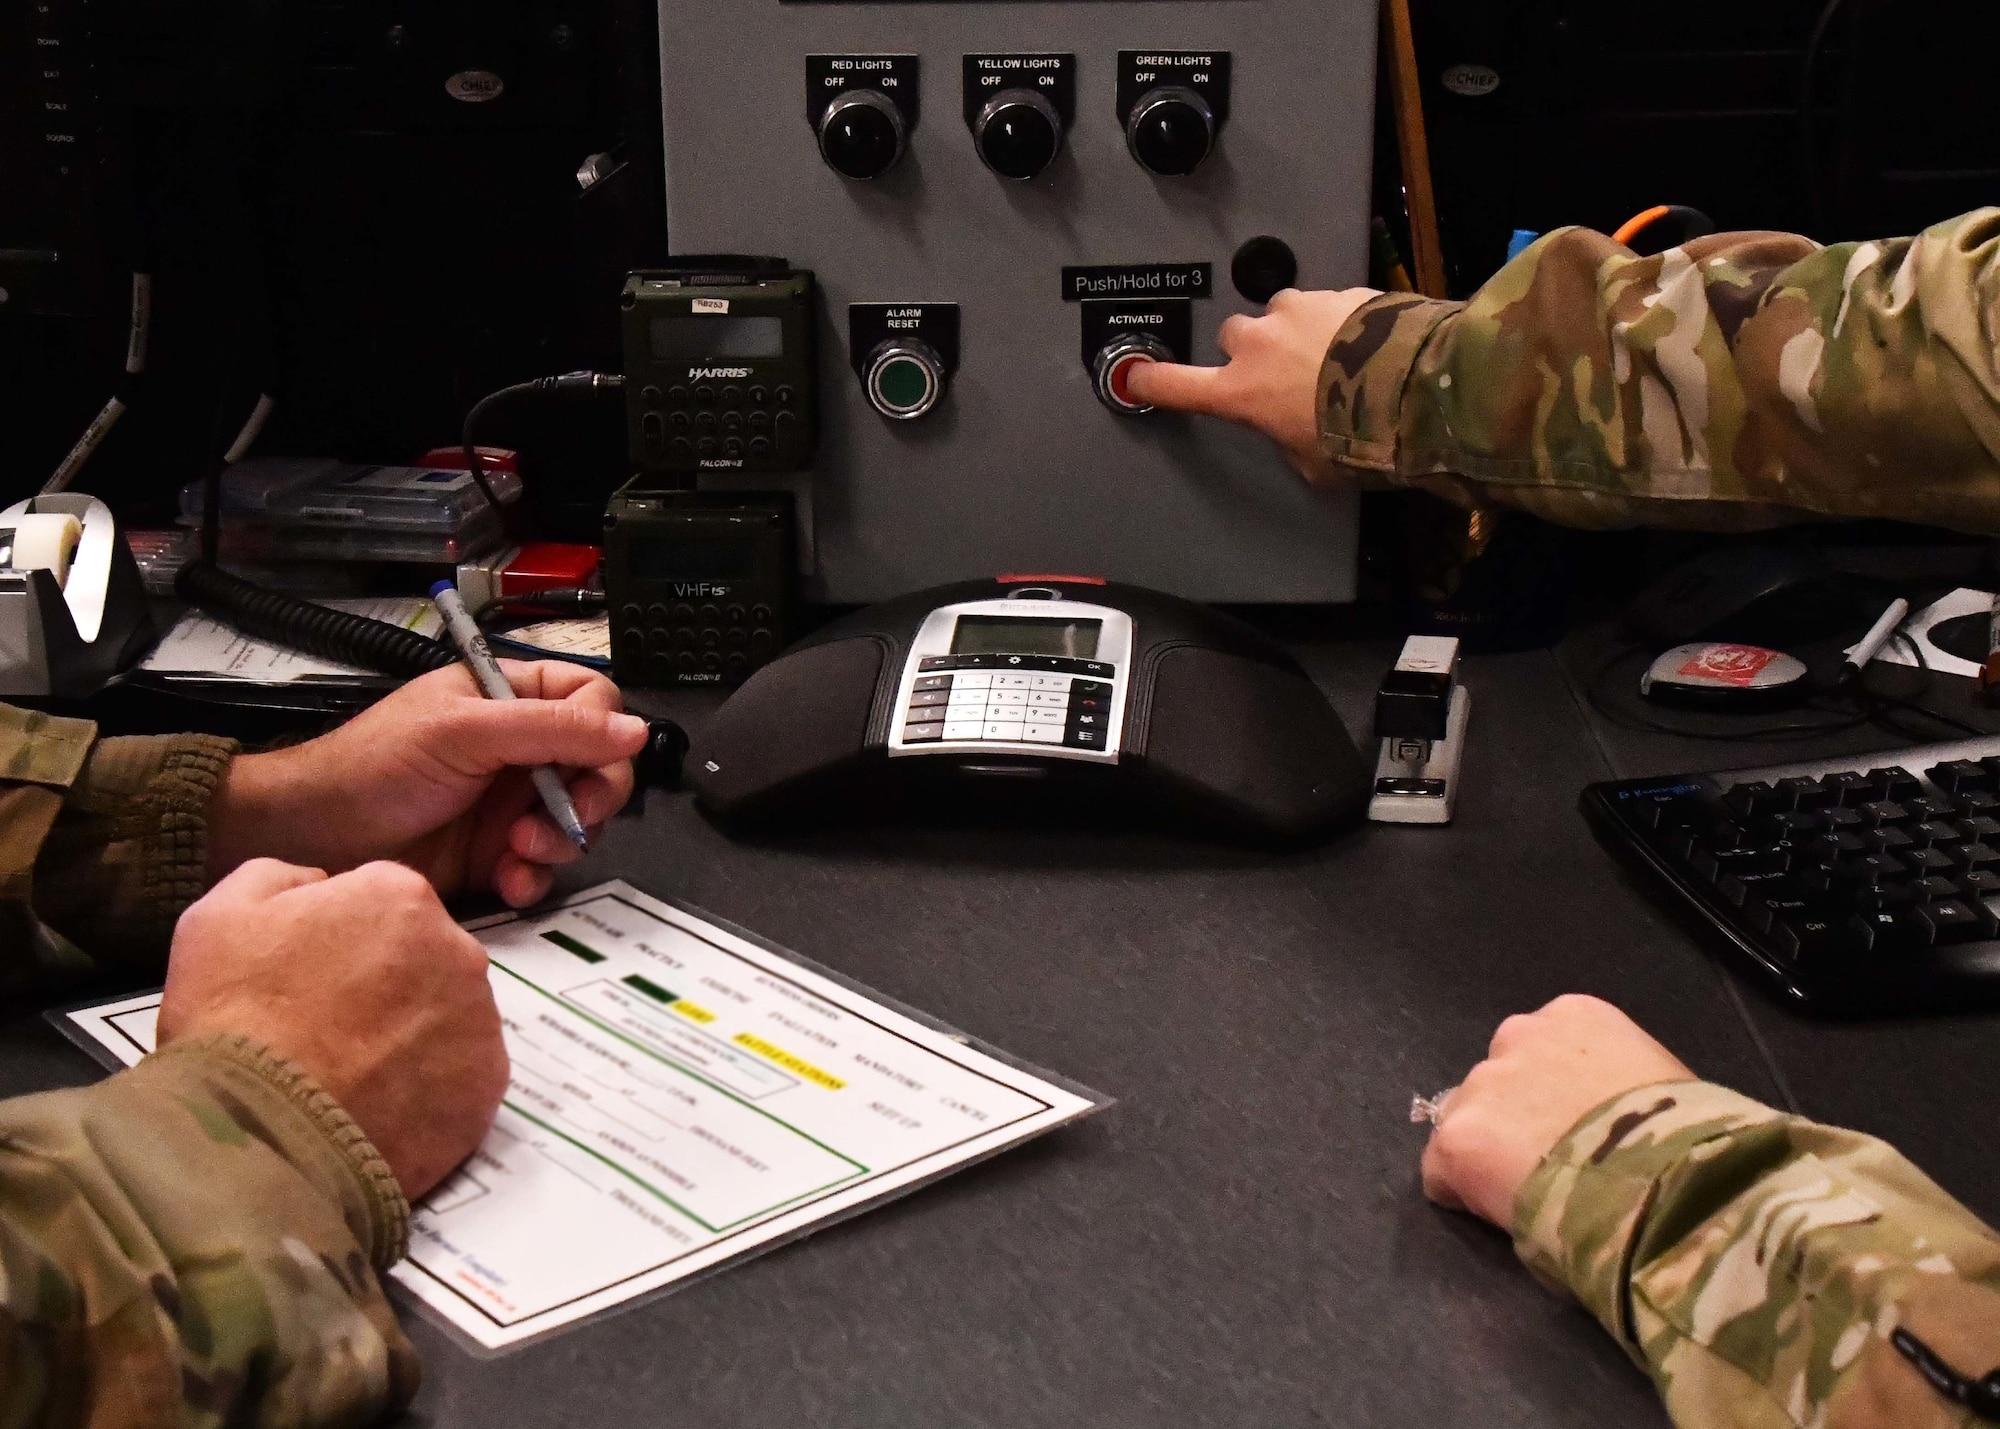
429,580,592,852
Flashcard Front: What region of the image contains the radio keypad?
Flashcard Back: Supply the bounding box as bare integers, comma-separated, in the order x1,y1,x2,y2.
901,670,1115,750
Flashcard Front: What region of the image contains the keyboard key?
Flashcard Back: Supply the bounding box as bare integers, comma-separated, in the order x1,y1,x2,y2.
993,674,1036,690
1065,727,1107,749
1864,826,1914,854
1815,807,1864,832
1905,795,1962,822
1804,833,1865,866
1069,712,1106,729
1025,706,1066,725
1910,875,1961,902
952,670,995,688
1961,789,2000,816
1908,821,1961,849
989,689,1029,707
1914,898,1997,944
1826,770,1883,805
1928,760,1996,796
1905,847,1957,875
941,719,983,741
982,721,1027,741
1872,767,1924,802
1777,776,1835,810
1770,915,1849,965
1848,853,1908,885
1766,811,1821,842
914,674,954,692
1746,895,1822,934
918,656,962,671
1724,782,1783,820
1845,909,1910,952
1021,723,1065,744
902,721,944,743
1719,870,1793,907
1958,816,2000,843
1959,869,2000,900
1071,679,1113,699
1029,675,1072,690
1855,800,1911,828
1080,661,1115,678
1948,842,2000,872
1027,691,1069,707
908,689,951,708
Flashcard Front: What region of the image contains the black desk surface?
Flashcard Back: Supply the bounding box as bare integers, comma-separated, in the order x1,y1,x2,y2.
5,628,1995,1429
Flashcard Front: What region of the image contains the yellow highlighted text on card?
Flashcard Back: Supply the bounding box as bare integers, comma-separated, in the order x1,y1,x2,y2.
733,1032,846,1090
671,1000,717,1024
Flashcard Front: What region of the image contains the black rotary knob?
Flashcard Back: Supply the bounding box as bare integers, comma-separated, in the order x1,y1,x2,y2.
818,89,907,180
1125,86,1216,176
974,87,1063,180
1093,332,1174,414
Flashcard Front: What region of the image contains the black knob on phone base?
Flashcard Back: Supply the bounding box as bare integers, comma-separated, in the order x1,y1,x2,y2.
1093,332,1174,414
975,88,1063,179
1126,86,1216,176
819,89,907,179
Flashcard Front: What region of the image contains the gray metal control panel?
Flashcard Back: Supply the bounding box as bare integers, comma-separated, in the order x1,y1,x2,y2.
656,1,1378,603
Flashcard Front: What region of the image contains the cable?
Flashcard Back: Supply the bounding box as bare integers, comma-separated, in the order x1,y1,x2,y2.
43,272,151,494
1799,0,1850,235
174,563,456,679
474,588,607,622
460,370,624,522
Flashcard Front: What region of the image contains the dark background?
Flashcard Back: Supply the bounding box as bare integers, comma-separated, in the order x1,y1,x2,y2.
7,0,1999,592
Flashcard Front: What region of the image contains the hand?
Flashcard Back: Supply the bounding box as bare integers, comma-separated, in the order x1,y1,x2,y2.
1420,995,1694,1228
159,859,510,1198
1121,286,1381,485
208,662,650,908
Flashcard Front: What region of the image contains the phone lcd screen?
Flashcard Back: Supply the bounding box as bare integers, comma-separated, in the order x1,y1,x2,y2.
950,616,1102,658
648,315,784,362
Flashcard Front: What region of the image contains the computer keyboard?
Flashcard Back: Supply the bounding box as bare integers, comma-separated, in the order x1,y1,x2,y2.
1582,736,2000,1013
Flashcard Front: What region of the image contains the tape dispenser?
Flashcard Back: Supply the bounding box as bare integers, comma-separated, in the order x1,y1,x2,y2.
0,495,154,697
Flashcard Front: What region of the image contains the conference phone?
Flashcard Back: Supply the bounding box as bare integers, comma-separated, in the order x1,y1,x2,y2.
685,578,1371,840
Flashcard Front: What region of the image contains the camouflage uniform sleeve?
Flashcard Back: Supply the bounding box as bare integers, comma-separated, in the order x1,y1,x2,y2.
0,1032,420,1427
1514,1080,2000,1429
0,701,238,986
1320,210,2000,533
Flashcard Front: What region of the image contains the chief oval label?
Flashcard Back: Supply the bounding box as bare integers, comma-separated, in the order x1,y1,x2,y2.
446,69,506,103
1440,63,1500,98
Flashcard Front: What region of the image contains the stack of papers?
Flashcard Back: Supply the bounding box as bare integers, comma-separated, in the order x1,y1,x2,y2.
138,597,444,686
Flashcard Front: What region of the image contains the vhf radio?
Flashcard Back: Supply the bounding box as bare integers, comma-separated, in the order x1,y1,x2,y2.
621,259,818,475
604,486,795,688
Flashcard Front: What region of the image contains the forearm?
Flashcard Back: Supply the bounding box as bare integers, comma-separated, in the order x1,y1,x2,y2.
32,732,237,967
1320,211,2000,534
0,1036,418,1428
1515,1081,2000,1428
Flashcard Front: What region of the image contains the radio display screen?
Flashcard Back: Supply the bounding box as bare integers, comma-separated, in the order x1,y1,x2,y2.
950,615,1102,658
628,539,755,581
648,315,784,362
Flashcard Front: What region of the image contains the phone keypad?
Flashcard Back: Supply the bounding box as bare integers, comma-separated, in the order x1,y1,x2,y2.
901,671,1113,750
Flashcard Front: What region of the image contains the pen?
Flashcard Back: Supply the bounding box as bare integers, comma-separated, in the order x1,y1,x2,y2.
1839,597,1909,684
430,580,592,853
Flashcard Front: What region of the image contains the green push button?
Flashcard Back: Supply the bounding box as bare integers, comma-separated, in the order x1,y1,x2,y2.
874,355,934,413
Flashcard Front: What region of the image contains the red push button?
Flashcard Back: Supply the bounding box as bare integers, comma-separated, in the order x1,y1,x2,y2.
1107,351,1154,408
